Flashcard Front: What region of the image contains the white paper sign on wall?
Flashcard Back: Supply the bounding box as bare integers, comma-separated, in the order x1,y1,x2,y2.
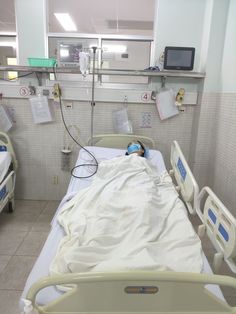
0,105,13,132
29,96,53,124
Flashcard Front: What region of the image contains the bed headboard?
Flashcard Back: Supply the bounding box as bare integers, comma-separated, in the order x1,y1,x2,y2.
170,140,199,215
87,134,155,149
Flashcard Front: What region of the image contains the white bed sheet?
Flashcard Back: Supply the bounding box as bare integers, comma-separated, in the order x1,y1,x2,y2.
68,147,166,196
51,147,166,227
20,147,224,307
0,151,11,183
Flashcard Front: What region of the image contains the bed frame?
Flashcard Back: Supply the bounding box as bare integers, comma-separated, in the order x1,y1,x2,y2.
22,135,236,314
169,140,199,215
0,132,18,212
24,271,236,314
196,186,236,273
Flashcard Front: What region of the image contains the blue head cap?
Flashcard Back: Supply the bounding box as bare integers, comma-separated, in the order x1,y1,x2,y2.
127,143,142,154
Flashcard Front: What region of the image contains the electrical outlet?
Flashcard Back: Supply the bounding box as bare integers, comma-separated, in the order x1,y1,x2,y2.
65,102,73,109
141,112,152,128
43,89,50,96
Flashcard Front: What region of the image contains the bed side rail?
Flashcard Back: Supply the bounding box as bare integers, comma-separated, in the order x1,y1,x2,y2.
24,271,236,314
170,140,199,214
0,131,18,171
0,170,15,212
196,186,236,273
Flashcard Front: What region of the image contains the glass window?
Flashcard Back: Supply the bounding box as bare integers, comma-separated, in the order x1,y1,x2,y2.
0,36,17,81
7,57,17,80
48,0,154,36
101,39,151,83
0,37,16,65
47,0,154,84
48,37,99,81
0,0,17,80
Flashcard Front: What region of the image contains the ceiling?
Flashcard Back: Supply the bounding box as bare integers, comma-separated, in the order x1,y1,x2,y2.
0,0,15,33
0,0,155,36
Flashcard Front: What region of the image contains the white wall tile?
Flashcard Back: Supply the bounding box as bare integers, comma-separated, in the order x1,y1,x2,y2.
4,92,236,214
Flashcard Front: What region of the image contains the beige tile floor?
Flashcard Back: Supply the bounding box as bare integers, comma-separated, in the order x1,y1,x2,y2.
0,200,235,313
0,199,59,314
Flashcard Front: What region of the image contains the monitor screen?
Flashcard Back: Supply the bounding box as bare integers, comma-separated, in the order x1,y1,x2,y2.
164,47,195,70
58,42,83,66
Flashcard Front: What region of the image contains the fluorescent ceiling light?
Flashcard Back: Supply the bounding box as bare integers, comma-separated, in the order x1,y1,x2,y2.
0,41,16,48
54,13,77,31
103,45,127,53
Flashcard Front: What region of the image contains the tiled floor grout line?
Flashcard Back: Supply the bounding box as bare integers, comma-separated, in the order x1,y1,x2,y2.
0,229,31,277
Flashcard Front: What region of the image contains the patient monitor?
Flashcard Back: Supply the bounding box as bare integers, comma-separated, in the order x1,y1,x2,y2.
164,46,195,70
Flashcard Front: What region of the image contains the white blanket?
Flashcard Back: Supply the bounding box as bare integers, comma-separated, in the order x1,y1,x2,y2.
50,154,203,280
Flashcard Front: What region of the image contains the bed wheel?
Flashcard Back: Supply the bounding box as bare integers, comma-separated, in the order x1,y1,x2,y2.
8,200,14,213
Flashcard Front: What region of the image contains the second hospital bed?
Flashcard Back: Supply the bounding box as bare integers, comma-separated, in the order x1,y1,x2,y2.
21,134,236,314
0,131,17,213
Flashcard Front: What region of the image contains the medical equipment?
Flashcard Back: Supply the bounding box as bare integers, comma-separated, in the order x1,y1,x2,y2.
56,78,98,178
90,46,97,146
112,96,133,134
61,126,81,172
20,134,236,313
112,107,133,134
0,132,17,213
164,46,195,71
61,149,72,171
79,51,90,76
175,88,185,107
57,42,82,67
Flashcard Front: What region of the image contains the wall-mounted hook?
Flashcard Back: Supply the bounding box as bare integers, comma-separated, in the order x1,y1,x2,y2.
124,95,128,103
151,91,156,101
161,76,166,88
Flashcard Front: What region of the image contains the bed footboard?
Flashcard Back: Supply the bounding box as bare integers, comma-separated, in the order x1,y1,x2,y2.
196,186,236,273
170,140,199,214
23,271,236,314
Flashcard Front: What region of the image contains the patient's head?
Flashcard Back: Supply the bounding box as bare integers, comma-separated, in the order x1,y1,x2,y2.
126,140,146,157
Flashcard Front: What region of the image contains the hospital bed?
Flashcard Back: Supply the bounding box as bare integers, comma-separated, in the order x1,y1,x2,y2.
20,134,236,314
0,131,17,213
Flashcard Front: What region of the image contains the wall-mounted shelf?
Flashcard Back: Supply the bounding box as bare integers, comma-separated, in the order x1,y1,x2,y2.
0,65,205,78
0,65,79,74
93,69,205,79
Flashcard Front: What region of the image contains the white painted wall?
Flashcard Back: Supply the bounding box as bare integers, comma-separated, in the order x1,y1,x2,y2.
15,0,47,65
1,0,236,209
203,0,229,92
221,0,236,92
153,0,207,71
